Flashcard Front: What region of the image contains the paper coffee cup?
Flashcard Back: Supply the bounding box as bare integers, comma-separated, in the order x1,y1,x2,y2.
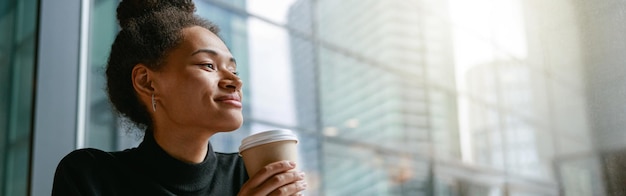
239,129,299,176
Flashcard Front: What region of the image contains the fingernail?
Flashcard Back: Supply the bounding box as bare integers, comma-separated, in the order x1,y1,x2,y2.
300,181,308,189
288,161,296,167
298,172,306,179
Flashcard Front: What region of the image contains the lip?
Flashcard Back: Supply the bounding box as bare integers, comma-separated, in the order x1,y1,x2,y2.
215,94,242,108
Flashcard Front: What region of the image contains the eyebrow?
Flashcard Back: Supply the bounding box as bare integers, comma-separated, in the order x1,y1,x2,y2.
191,49,237,64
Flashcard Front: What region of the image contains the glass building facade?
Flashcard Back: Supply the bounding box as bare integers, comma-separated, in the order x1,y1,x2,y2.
4,0,626,195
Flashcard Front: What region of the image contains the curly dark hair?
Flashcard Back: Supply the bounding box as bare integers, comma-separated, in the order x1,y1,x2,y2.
106,0,219,130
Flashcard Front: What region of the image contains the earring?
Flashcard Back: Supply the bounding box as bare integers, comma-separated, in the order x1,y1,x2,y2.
152,94,156,112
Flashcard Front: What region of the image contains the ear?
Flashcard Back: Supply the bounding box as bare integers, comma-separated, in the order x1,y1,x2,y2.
131,64,155,99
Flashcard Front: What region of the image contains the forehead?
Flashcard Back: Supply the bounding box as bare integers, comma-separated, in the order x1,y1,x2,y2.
178,26,231,57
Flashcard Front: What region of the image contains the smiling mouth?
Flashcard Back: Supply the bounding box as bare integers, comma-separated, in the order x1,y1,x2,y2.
215,94,242,108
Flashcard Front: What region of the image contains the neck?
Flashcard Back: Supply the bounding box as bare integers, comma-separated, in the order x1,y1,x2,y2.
151,124,214,164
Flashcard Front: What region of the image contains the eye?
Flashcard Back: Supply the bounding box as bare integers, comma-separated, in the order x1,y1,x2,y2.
203,63,215,70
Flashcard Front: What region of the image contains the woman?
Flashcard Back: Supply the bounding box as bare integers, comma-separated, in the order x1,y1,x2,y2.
52,0,306,195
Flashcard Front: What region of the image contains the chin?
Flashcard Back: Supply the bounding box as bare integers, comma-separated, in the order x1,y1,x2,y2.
218,124,242,132
206,111,243,132
218,117,244,132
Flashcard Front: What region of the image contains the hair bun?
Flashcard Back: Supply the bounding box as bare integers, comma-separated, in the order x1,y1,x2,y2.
116,0,196,28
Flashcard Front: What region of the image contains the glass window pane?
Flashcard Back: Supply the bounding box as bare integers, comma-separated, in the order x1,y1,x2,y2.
84,0,126,151
0,0,38,195
247,18,298,127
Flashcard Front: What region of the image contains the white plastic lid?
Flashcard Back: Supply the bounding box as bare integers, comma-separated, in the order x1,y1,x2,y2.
239,129,299,153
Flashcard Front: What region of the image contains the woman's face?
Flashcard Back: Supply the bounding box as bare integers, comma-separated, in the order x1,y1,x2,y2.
152,26,243,133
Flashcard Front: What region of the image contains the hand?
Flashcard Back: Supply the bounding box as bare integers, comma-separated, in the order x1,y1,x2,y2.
238,161,307,196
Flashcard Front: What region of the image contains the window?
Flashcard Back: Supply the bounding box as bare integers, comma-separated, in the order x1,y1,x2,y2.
76,0,626,195
0,0,38,195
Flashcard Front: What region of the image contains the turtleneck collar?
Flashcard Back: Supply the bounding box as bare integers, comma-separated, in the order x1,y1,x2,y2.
135,132,218,192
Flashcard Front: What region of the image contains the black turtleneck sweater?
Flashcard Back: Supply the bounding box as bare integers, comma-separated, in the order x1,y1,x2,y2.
51,134,249,195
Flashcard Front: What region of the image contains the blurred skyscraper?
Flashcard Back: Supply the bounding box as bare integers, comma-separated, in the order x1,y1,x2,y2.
572,0,626,195
465,60,544,176
288,0,459,194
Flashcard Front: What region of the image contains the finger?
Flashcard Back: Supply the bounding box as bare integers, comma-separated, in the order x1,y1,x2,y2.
255,172,305,196
239,161,298,195
246,161,296,187
268,180,307,196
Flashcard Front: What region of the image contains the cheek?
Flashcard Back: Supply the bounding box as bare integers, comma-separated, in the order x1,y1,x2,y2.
161,79,200,106
162,72,219,109
188,76,219,105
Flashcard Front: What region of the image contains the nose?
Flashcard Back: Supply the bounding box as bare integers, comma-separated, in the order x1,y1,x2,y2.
219,70,243,91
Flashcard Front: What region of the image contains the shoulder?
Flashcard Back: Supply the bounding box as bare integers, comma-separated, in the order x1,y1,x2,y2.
61,148,111,159
52,148,119,195
53,148,146,195
55,148,119,178
57,148,114,167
